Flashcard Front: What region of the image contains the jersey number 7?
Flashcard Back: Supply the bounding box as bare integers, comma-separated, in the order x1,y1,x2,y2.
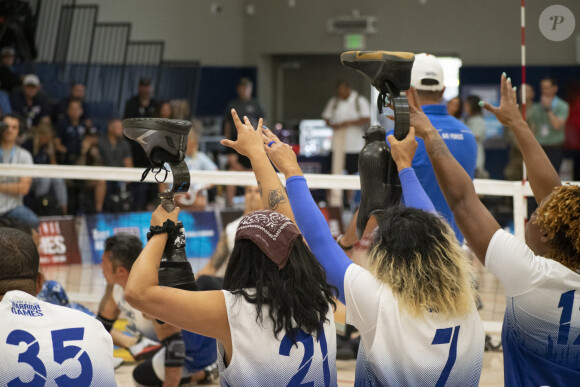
431,325,460,387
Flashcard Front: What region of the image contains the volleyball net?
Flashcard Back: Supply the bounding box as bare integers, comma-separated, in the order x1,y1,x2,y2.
1,163,578,334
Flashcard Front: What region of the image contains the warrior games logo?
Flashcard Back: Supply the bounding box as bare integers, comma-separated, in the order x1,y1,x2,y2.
9,299,44,317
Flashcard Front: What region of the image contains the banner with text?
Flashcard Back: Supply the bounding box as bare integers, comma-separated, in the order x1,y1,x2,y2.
85,211,220,264
38,217,82,266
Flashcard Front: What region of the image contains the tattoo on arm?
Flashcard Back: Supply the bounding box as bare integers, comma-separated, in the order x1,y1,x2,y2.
430,135,453,159
268,189,287,210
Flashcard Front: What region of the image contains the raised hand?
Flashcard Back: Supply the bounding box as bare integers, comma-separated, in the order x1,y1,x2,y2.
406,87,436,139
480,73,525,129
151,204,180,227
262,128,303,178
387,126,418,171
220,109,265,158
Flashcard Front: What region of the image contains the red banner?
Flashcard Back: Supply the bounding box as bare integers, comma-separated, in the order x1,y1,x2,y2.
38,217,82,265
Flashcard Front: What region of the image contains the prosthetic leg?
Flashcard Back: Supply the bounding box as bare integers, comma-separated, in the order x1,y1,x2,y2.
123,118,198,294
340,51,415,237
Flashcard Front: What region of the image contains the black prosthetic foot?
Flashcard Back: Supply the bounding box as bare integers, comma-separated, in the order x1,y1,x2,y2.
123,118,191,166
341,50,414,141
357,126,402,238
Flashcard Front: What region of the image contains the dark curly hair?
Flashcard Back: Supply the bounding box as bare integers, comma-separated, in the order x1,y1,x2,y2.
223,237,336,344
535,185,580,270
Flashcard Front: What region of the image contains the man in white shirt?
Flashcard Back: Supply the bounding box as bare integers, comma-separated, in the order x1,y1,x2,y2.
322,80,370,207
0,114,39,228
0,227,115,386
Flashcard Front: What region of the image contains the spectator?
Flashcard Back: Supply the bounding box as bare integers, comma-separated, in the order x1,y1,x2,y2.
52,83,90,126
222,77,265,207
0,114,38,228
164,121,218,212
0,227,116,384
21,122,67,215
54,99,86,165
98,119,133,212
0,79,11,115
0,46,21,92
387,53,476,243
529,76,569,173
123,77,157,168
75,126,106,214
465,95,488,178
447,96,463,120
322,79,370,207
123,77,158,211
9,74,51,131
156,100,173,119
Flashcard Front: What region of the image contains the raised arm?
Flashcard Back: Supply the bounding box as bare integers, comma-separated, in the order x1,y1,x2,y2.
387,126,436,213
481,74,562,203
124,205,230,345
407,87,500,263
262,129,352,303
220,109,295,224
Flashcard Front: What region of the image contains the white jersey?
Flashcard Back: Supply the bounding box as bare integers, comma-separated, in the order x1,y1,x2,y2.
486,229,580,385
217,290,337,386
344,264,484,386
112,284,156,340
0,290,115,386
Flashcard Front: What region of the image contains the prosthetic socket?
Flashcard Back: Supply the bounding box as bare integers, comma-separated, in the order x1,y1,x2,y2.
340,51,415,237
123,118,197,293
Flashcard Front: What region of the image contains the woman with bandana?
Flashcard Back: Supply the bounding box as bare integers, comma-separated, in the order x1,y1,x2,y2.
124,109,338,386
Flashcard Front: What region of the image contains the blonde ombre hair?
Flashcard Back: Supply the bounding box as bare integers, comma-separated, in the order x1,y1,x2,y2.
367,207,477,318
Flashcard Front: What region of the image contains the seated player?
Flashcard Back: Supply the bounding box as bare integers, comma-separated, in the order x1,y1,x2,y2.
97,233,218,386
261,128,484,385
405,74,580,385
124,110,338,386
0,227,116,385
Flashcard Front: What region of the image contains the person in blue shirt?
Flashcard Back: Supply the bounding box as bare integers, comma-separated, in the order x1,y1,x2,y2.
387,53,476,243
406,74,580,386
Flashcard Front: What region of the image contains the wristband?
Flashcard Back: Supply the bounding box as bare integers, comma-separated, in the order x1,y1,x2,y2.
147,219,178,240
336,234,354,251
96,313,115,332
163,332,186,367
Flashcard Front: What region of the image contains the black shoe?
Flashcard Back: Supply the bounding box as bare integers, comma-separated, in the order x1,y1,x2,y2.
123,118,191,166
357,126,401,238
340,51,415,96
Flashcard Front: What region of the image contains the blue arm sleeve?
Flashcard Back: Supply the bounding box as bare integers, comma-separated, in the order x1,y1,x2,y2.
399,167,436,213
285,176,352,304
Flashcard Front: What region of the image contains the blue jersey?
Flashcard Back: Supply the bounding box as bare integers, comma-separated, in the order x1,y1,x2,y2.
486,230,580,386
387,104,477,243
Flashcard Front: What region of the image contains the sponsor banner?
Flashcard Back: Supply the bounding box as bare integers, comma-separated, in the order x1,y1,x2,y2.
85,211,220,263
38,217,82,266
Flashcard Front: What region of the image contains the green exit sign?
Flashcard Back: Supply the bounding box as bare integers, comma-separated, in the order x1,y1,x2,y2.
344,34,365,50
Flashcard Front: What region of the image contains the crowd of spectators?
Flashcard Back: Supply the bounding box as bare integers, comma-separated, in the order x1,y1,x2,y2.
0,41,579,231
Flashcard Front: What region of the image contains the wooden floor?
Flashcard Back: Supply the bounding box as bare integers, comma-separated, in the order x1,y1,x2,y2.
41,257,507,386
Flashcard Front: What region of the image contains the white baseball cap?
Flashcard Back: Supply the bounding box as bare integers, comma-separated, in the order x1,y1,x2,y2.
411,53,444,91
23,74,40,87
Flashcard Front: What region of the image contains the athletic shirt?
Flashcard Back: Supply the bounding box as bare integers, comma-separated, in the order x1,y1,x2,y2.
485,229,580,386
0,290,115,386
217,290,338,386
345,264,484,386
112,284,157,340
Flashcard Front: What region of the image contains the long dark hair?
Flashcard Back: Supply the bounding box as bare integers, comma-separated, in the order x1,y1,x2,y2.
368,206,476,318
223,237,336,343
